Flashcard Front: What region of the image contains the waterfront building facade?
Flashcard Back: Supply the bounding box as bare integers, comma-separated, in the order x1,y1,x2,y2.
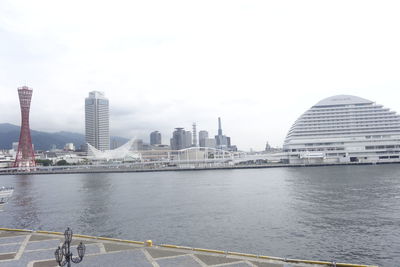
283,95,400,164
150,131,162,145
85,91,110,151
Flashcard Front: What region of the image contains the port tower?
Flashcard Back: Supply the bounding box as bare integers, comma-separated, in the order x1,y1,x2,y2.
13,86,36,170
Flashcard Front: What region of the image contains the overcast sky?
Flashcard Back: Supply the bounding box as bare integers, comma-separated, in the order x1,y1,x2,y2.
1,0,400,151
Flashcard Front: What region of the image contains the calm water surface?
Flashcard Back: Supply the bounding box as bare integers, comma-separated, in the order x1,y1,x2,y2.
1,165,400,266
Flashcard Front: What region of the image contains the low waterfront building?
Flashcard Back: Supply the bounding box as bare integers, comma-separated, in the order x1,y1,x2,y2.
283,95,400,164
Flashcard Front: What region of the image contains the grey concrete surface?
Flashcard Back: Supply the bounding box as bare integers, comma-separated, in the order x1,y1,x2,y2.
0,230,339,267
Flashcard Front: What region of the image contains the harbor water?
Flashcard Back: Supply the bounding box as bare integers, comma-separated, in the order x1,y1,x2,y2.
1,165,399,266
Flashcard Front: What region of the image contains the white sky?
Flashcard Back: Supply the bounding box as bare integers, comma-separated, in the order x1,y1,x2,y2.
1,0,400,151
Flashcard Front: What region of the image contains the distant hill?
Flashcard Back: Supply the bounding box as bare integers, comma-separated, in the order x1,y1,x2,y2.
0,123,129,151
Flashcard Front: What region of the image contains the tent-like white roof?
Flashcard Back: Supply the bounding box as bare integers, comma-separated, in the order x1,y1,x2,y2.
87,138,140,160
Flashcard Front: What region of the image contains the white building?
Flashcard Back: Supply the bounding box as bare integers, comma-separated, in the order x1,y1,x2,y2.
85,91,110,151
87,139,139,161
64,143,75,151
283,95,400,164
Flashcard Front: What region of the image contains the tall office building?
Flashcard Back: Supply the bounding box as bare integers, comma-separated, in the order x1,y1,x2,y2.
170,128,185,150
185,131,192,148
150,131,162,145
214,117,236,151
198,130,208,147
215,117,229,148
170,128,192,150
218,117,223,136
132,139,144,151
85,91,110,151
192,123,197,147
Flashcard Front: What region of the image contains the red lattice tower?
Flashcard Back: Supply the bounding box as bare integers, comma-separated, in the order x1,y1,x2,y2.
13,86,36,170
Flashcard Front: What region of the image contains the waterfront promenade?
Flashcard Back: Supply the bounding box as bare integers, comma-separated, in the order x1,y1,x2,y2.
0,229,376,267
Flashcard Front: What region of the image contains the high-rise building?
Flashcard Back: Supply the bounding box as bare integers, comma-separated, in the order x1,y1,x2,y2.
215,117,229,149
214,117,236,151
132,139,144,151
199,130,208,140
14,86,36,169
185,131,192,148
284,95,400,164
192,123,197,147
198,130,208,147
85,91,110,151
110,138,123,150
150,131,162,145
170,128,185,150
170,128,192,150
204,138,216,148
218,117,222,136
199,130,216,148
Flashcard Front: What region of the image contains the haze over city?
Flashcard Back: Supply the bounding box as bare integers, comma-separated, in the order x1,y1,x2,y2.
1,0,400,150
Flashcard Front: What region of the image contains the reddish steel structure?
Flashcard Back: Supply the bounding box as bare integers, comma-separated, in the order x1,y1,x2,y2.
13,86,36,170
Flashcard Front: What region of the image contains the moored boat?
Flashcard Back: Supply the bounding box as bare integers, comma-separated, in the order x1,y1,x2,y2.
0,186,13,209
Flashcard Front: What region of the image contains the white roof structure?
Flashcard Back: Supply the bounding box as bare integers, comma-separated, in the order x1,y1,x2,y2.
87,138,140,160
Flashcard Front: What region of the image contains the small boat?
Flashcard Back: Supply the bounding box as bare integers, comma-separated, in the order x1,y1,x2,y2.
0,186,13,209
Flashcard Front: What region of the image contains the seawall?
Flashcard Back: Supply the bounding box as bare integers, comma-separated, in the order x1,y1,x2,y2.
1,161,399,176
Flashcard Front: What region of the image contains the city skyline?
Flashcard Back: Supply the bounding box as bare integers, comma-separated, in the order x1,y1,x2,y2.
1,1,400,150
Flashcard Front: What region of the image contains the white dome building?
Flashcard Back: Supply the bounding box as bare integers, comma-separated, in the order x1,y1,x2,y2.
283,95,400,164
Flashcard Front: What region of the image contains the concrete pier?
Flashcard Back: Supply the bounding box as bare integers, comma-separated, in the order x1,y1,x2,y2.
1,161,400,176
0,229,377,267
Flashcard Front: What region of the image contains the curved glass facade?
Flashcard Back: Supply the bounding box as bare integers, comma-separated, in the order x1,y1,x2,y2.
283,95,400,163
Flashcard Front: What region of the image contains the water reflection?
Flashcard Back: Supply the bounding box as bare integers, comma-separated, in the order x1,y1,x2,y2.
284,165,400,265
12,175,40,229
76,173,119,237
1,166,399,267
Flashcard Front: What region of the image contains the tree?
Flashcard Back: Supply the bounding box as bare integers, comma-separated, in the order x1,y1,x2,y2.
35,159,53,166
56,160,69,166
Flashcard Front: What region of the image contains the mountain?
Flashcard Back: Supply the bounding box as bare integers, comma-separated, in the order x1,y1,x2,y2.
0,123,20,133
0,123,129,151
